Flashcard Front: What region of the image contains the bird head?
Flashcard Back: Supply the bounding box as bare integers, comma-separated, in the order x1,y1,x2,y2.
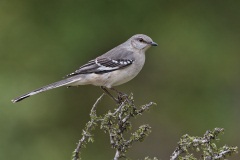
130,34,158,50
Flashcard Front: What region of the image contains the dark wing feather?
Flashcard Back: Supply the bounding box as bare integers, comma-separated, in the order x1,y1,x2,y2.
94,58,134,74
66,49,134,77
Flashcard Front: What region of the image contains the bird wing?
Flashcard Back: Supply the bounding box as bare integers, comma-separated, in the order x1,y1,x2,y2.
66,49,134,77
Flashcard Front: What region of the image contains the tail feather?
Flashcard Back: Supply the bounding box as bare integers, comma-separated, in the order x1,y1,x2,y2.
12,77,80,103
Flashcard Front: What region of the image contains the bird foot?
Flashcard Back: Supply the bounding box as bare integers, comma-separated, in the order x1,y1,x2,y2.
117,93,128,103
101,87,129,104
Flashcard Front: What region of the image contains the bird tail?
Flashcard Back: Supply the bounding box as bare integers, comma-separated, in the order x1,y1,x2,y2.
11,76,80,103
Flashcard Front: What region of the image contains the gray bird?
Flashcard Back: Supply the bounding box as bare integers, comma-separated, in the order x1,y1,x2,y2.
12,34,157,103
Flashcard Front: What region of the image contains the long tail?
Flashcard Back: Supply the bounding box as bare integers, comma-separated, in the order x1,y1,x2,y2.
12,76,80,103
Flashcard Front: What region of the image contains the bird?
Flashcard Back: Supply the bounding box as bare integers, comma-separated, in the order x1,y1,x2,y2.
11,34,157,103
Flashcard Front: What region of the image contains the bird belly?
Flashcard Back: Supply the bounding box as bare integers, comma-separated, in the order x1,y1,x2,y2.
69,73,111,87
105,55,145,87
106,65,141,87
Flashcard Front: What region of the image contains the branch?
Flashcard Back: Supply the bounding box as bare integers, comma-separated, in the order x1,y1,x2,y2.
170,128,238,160
114,150,121,160
72,93,104,160
72,92,156,160
101,93,155,159
71,91,238,160
212,146,238,159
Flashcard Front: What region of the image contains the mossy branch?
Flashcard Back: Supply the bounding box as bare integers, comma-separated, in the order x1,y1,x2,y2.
71,93,238,160
170,128,238,160
72,93,105,160
72,93,155,160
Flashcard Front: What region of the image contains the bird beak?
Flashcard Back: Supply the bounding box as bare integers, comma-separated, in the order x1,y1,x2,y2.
150,42,158,46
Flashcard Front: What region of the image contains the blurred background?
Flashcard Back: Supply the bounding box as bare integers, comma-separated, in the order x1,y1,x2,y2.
1,0,240,159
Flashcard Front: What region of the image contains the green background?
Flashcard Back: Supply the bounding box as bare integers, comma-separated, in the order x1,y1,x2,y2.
1,0,240,159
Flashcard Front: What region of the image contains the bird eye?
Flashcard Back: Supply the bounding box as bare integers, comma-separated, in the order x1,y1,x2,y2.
138,38,144,42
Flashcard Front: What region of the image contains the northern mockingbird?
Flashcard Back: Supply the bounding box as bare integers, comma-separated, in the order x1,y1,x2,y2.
12,34,157,103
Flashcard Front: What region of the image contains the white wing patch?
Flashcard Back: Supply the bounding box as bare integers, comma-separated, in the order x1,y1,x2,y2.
95,59,118,71
112,60,118,63
97,66,119,71
95,59,134,72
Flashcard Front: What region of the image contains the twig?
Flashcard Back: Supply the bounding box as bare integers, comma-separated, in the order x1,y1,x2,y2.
72,92,155,160
213,148,237,159
100,93,155,159
170,147,183,160
91,93,105,114
170,128,238,160
72,93,104,160
114,150,121,160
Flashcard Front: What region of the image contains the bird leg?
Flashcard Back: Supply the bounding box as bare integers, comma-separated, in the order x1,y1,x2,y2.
100,86,119,103
109,88,122,94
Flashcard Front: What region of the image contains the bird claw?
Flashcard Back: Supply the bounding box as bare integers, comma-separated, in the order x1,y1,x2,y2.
101,87,129,104
117,92,128,103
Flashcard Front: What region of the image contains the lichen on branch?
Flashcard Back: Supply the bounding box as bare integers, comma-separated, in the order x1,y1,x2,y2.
72,93,156,160
170,128,238,160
